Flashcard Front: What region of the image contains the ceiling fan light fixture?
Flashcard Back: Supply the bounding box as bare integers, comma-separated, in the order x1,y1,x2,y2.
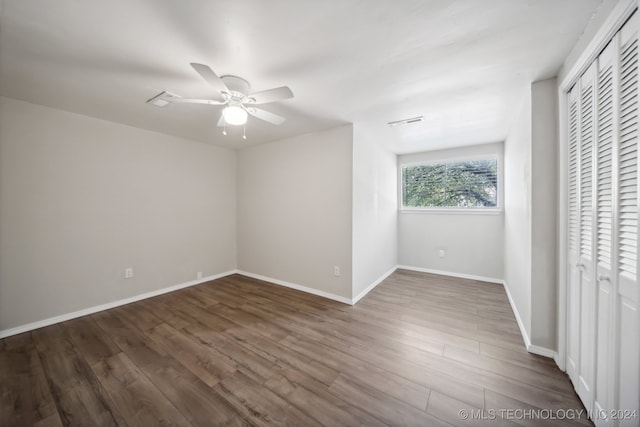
223,104,248,125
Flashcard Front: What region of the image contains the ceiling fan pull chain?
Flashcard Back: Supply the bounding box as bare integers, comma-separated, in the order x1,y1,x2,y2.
243,123,247,140
222,121,227,136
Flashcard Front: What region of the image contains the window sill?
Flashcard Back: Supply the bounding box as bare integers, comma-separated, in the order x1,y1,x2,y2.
400,208,504,215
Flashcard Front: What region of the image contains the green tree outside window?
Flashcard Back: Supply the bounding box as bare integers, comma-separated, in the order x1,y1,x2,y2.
402,159,498,208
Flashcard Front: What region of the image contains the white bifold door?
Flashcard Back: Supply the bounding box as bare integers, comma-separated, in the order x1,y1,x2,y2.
566,12,639,427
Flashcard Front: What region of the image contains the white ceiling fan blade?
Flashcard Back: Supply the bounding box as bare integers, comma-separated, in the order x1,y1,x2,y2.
247,86,293,104
170,97,226,106
246,107,286,125
147,91,225,107
190,63,228,101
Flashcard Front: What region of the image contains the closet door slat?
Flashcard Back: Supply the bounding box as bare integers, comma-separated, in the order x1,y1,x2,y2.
618,37,638,277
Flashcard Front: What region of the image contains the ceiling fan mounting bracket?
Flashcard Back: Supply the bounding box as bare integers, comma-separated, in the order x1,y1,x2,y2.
220,75,250,99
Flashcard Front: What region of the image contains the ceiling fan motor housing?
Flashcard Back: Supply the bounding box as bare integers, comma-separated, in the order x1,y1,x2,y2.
221,75,250,99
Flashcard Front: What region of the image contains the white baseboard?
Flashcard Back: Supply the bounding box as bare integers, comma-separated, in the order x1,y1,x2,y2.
236,270,353,305
554,352,565,371
237,267,396,306
501,279,532,348
396,265,503,284
352,266,397,304
0,270,236,339
502,280,556,359
528,344,557,359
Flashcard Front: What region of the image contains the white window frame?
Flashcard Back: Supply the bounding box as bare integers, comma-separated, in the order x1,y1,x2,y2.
399,152,503,214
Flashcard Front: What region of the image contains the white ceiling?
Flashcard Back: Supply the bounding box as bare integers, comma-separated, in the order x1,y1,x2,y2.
0,0,601,153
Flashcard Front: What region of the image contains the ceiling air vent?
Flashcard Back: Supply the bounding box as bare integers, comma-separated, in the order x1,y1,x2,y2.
387,116,424,127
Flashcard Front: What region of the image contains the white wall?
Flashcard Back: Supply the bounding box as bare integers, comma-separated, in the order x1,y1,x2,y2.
503,78,559,353
237,125,353,300
530,78,558,349
0,96,237,331
398,143,505,281
352,125,398,300
504,88,533,341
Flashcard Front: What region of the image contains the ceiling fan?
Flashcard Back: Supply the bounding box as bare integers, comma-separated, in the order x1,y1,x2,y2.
147,63,294,137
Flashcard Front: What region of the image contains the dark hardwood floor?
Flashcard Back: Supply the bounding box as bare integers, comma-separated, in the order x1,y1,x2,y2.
1,270,591,426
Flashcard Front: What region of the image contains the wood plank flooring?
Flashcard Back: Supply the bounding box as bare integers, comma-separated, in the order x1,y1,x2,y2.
1,270,592,426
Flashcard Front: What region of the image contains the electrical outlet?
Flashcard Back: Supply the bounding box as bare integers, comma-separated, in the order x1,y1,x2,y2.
125,267,133,279
197,271,203,280
438,249,445,258
334,266,340,277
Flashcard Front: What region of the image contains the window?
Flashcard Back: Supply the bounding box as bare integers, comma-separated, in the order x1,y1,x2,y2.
402,158,498,209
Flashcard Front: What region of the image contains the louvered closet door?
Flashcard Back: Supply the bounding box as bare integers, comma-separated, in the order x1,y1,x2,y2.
566,11,639,426
615,15,639,427
594,39,615,426
577,61,597,411
567,85,581,384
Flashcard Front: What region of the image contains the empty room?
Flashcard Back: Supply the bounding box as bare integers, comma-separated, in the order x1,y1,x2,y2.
1,0,639,426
